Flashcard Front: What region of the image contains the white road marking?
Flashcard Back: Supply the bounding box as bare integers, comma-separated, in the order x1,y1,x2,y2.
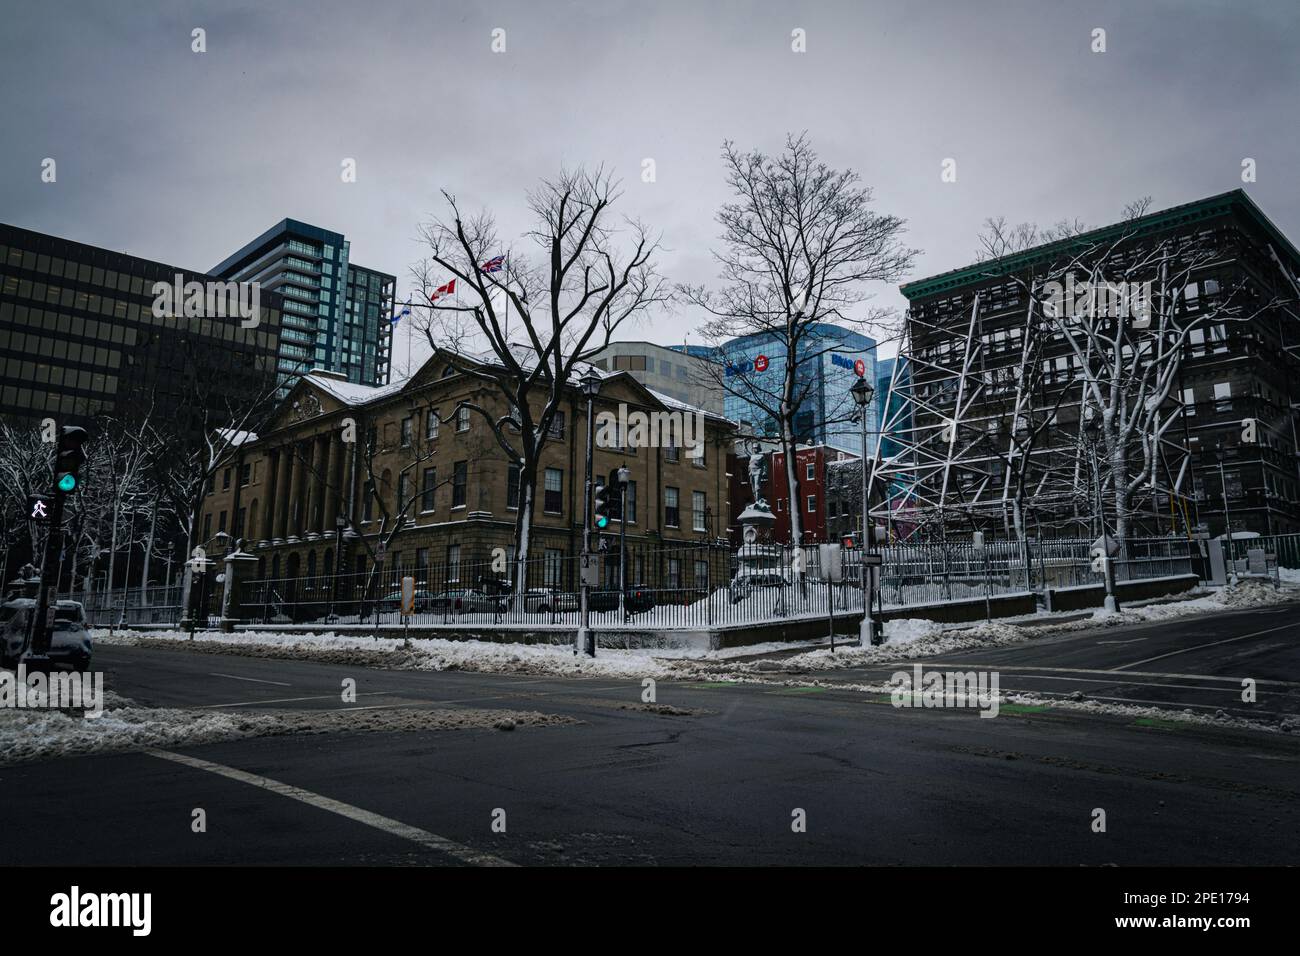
895,662,1300,687
1111,620,1300,671
209,672,291,686
198,693,369,709
1097,638,1145,645
145,749,514,867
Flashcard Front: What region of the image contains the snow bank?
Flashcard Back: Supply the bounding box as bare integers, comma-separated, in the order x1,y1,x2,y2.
0,687,577,767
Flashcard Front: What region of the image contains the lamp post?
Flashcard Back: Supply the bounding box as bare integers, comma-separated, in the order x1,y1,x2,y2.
617,464,630,622
1083,418,1119,613
850,375,878,646
578,368,602,656
328,512,348,622
1217,441,1237,583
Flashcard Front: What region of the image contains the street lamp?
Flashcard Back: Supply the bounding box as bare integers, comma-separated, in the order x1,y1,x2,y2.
329,512,349,622
850,375,878,646
578,367,603,656
1083,417,1119,612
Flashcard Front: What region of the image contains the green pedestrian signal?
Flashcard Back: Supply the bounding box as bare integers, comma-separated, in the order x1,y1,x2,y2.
57,473,77,493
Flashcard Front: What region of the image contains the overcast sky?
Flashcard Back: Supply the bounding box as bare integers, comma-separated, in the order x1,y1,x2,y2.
3,0,1297,369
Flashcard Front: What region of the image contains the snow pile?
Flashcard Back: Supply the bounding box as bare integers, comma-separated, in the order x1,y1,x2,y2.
0,691,284,766
0,686,577,767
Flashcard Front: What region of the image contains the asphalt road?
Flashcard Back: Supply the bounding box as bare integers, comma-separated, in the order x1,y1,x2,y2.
819,599,1300,720
3,601,1299,866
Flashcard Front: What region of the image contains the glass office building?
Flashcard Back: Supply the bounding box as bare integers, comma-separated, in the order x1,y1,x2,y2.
0,221,282,433
213,219,394,392
719,323,880,457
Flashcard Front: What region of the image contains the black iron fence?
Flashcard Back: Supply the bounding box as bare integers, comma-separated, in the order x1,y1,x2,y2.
222,535,1196,631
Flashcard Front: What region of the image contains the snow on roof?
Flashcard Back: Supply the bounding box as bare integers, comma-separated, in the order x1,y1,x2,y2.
216,428,258,446
303,370,406,407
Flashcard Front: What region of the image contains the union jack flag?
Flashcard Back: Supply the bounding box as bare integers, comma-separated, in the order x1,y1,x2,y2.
480,254,505,274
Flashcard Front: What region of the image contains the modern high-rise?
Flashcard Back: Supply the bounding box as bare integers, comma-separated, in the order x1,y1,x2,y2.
0,221,283,433
718,323,880,457
213,219,394,391
589,340,725,414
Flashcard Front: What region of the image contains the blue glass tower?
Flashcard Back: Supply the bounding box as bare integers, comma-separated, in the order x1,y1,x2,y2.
719,323,879,457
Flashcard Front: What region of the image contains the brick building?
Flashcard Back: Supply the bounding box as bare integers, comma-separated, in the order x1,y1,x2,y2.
198,350,735,590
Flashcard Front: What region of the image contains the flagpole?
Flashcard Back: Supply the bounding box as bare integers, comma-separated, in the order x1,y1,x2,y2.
406,289,412,380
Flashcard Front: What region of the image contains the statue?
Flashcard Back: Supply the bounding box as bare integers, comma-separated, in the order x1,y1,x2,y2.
747,440,767,507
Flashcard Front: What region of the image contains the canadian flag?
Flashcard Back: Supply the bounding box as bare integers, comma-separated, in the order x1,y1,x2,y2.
429,279,456,302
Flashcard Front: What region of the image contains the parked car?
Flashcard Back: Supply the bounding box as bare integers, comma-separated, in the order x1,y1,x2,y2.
531,587,656,615
427,589,506,614
376,589,438,614
728,567,792,604
0,599,93,671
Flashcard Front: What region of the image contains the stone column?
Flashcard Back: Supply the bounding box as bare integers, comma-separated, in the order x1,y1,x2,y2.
274,446,293,542
260,451,278,544
302,436,320,539
322,435,339,532
286,442,305,541
339,438,355,525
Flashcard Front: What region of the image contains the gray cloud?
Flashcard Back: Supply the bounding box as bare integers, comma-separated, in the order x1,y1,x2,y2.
2,0,1296,365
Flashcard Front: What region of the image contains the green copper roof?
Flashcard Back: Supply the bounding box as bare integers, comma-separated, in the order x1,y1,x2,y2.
900,189,1300,301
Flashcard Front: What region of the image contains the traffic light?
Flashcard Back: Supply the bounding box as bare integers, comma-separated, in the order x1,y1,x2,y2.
607,467,625,520
55,425,88,494
593,480,610,529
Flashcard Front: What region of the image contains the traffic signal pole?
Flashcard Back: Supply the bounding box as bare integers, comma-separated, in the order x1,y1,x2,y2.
27,426,88,660
578,392,597,657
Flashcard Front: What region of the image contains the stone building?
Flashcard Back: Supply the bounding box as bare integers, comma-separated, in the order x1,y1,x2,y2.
198,349,736,591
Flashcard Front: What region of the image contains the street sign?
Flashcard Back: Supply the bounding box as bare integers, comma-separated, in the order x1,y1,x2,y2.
862,553,883,566
26,495,51,522
581,554,600,587
754,354,769,373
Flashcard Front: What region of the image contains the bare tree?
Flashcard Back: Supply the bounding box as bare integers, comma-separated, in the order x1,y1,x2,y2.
411,166,668,596
681,134,916,545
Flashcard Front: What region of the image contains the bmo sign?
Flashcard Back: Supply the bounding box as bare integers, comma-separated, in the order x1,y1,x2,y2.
832,353,867,376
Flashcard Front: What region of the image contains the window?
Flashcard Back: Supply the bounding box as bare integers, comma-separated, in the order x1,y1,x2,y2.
222,468,231,490
692,491,707,531
544,549,563,588
218,510,227,533
665,426,680,462
665,487,680,527
240,463,251,486
426,408,440,440
201,513,212,542
397,473,411,515
507,463,521,510
621,479,637,523
400,416,413,447
694,560,709,591
544,468,563,513
422,467,437,512
456,406,470,432
667,558,681,589
1214,382,1232,411
690,437,706,467
452,461,467,508
547,411,566,440
1182,388,1196,416
806,462,815,481
415,548,429,578
446,545,461,582
807,495,817,513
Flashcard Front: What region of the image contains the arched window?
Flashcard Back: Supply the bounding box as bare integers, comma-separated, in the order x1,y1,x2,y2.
322,548,334,580
271,555,281,579
306,551,317,583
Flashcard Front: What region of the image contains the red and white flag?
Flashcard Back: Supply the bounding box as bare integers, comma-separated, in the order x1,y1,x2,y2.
429,279,456,303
